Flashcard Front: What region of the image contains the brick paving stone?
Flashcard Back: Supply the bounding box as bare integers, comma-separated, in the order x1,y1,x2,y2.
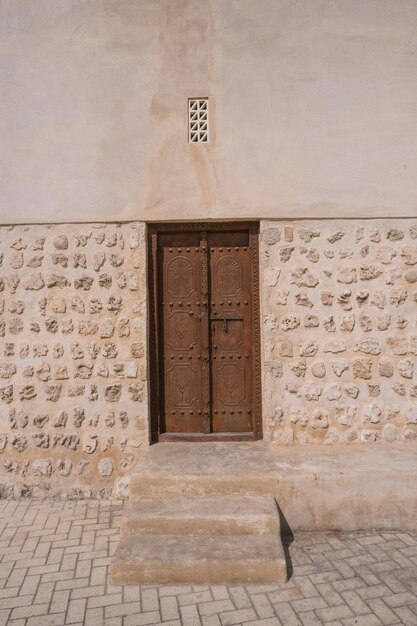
159,586,193,597
124,585,141,603
10,602,50,620
210,586,230,601
384,591,417,607
291,595,328,612
317,581,346,605
248,594,275,619
42,570,74,584
0,501,416,625
198,599,235,617
105,601,143,618
47,547,65,565
160,595,180,620
84,607,104,625
0,594,35,610
72,584,106,599
55,577,90,591
340,590,370,614
315,603,354,622
33,580,55,605
125,610,164,625
13,557,46,569
60,553,78,571
0,587,20,600
268,587,302,603
228,586,253,609
66,598,86,624
105,618,123,626
50,589,71,614
87,592,123,608
6,568,27,588
272,601,301,625
27,563,60,576
220,607,258,624
178,590,213,606
292,576,319,597
392,605,417,625
299,610,322,626
0,610,9,626
201,616,222,626
379,572,408,594
142,587,160,611
179,604,202,626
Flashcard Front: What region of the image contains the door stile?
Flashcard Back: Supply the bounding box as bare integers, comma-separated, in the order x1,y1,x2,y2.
149,230,161,442
199,231,211,433
250,226,262,440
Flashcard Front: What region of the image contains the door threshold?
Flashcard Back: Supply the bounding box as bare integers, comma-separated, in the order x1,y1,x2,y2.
158,432,256,442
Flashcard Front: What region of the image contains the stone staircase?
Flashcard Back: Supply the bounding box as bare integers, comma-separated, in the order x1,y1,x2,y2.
110,443,287,584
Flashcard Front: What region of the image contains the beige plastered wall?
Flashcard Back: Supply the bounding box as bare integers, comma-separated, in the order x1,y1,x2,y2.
1,0,417,224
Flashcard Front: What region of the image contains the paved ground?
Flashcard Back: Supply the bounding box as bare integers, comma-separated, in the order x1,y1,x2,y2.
0,501,416,626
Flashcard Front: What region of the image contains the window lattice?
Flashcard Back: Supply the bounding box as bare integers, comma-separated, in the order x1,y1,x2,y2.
188,98,209,143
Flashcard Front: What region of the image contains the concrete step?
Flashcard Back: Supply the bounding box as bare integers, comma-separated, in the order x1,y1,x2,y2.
130,442,280,500
110,533,287,584
127,441,417,531
130,472,279,499
121,495,280,536
112,445,288,583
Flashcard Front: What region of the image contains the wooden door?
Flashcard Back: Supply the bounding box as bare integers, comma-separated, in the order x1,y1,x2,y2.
149,223,261,441
158,231,210,434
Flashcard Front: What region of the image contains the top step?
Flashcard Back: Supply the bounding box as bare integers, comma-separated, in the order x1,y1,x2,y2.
131,442,281,499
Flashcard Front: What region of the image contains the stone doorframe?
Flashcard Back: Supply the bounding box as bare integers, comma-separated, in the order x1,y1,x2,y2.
147,222,263,443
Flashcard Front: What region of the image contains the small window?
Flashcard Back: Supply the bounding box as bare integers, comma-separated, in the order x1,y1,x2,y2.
188,98,209,143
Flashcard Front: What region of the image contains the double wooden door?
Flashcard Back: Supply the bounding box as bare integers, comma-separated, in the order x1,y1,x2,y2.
149,223,261,440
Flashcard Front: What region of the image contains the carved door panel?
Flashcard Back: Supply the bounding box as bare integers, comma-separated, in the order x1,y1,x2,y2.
209,231,253,432
152,224,260,439
159,232,210,434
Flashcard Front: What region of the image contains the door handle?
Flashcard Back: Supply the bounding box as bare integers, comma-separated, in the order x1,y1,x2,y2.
210,315,243,334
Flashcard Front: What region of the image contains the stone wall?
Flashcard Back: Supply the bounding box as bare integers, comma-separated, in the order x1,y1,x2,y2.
261,219,417,445
0,223,148,498
1,218,416,499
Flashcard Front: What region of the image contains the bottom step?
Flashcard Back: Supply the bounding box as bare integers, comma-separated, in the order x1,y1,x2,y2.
110,534,287,584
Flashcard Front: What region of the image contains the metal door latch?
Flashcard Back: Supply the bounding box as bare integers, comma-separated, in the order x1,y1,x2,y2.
210,314,243,334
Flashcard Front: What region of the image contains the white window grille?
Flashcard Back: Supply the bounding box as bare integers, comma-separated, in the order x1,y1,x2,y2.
188,98,209,143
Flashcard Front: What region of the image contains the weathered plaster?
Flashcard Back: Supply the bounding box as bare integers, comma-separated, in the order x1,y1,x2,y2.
1,0,417,223
0,223,148,499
